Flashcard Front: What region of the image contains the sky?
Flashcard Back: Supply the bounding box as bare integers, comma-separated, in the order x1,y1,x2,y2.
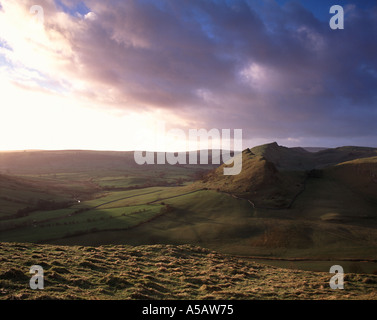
0,0,376,151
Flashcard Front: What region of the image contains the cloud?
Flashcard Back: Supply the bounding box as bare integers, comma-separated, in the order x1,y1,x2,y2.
0,0,376,148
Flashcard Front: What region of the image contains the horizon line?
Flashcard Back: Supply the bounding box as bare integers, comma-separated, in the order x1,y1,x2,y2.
1,143,376,154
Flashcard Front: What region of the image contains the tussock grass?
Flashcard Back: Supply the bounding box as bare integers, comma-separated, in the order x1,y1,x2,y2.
1,242,377,300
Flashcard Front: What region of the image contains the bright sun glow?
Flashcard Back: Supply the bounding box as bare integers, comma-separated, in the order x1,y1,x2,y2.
0,74,186,151
0,0,191,152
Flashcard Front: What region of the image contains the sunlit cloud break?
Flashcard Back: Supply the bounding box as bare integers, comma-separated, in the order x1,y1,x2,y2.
0,0,376,151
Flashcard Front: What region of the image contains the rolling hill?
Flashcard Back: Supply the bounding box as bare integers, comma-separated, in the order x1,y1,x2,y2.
325,156,377,201
198,149,304,208
250,142,377,170
198,142,377,209
0,174,77,219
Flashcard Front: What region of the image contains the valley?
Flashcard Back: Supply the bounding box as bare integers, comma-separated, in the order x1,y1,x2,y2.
1,143,377,278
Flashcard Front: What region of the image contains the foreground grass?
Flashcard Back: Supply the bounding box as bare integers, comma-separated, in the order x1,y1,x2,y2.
1,243,376,300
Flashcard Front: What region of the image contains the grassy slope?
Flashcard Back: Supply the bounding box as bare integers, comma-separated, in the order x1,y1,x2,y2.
325,156,377,201
0,174,77,218
47,188,377,264
250,142,377,170
251,142,315,170
0,150,212,244
0,186,201,243
1,242,377,300
198,149,304,208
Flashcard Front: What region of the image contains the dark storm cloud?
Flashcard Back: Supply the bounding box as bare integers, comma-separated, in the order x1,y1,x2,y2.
54,0,377,144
